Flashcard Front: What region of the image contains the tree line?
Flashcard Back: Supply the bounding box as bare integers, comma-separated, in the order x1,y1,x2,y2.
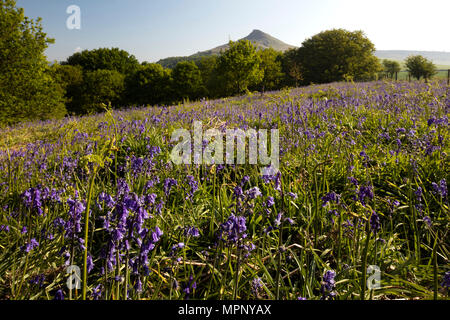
0,0,439,125
382,56,438,80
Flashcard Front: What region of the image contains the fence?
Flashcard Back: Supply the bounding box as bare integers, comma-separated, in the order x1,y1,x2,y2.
383,69,450,85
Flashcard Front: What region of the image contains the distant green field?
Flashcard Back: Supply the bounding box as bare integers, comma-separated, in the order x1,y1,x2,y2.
379,58,450,80
394,69,449,80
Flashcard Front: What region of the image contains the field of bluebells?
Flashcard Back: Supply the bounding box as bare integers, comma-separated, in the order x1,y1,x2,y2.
0,80,448,300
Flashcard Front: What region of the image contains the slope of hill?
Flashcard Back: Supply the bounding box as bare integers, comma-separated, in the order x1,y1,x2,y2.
195,29,296,56
157,29,296,68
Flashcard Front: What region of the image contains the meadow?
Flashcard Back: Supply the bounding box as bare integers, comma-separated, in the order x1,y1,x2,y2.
0,80,448,300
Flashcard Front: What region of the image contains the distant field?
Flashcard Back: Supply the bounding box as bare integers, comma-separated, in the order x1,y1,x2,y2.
379,59,450,80
395,69,449,80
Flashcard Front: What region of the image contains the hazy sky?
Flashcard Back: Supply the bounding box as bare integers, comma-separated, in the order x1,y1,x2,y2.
16,0,450,63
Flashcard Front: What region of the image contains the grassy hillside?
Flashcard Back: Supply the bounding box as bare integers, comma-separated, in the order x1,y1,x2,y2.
0,80,449,300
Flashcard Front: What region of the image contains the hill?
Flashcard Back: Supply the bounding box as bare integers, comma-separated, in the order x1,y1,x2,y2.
194,29,296,56
157,29,296,68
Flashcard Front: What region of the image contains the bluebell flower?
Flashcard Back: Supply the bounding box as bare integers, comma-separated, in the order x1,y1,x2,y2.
358,185,373,205
246,186,262,200
414,187,423,202
320,270,336,300
21,238,39,252
442,271,450,288
286,192,298,199
182,275,197,299
265,196,275,207
185,175,198,200
432,179,447,199
423,216,432,227
87,252,94,273
54,289,64,300
164,178,178,196
219,215,247,244
321,191,340,206
251,277,264,297
91,284,102,300
370,211,381,234
184,226,200,237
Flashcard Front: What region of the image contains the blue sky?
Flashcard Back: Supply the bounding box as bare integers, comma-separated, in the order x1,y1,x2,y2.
16,0,450,63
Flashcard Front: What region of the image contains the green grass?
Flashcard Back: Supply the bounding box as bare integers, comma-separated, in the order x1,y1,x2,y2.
0,80,448,300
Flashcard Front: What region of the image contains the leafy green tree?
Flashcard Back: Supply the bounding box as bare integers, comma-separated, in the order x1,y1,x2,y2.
217,40,263,95
382,59,401,79
280,49,302,87
63,47,139,75
126,63,172,106
197,56,221,98
294,29,381,84
405,55,437,81
50,64,84,114
0,0,66,125
74,69,125,114
172,61,204,101
257,48,284,92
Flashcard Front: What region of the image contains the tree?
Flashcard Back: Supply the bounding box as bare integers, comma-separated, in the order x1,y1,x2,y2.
73,69,125,114
280,49,302,87
405,55,437,81
197,56,221,98
382,59,401,79
126,63,172,106
0,0,66,125
63,47,140,75
257,48,284,92
294,29,381,84
50,64,84,114
172,61,204,101
217,40,263,95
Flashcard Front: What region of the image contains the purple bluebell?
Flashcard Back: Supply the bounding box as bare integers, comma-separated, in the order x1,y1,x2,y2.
21,238,39,252
370,211,381,234
91,284,102,300
54,289,64,300
219,215,247,244
432,179,447,199
321,191,340,206
251,277,263,297
265,196,275,207
246,186,262,200
185,175,198,200
320,270,336,300
442,271,450,288
163,178,178,196
358,185,373,205
184,226,200,238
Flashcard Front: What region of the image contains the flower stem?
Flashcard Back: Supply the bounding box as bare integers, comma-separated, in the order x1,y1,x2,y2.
82,168,97,300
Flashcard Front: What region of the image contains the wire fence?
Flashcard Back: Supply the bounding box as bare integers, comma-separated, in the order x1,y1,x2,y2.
381,69,450,85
